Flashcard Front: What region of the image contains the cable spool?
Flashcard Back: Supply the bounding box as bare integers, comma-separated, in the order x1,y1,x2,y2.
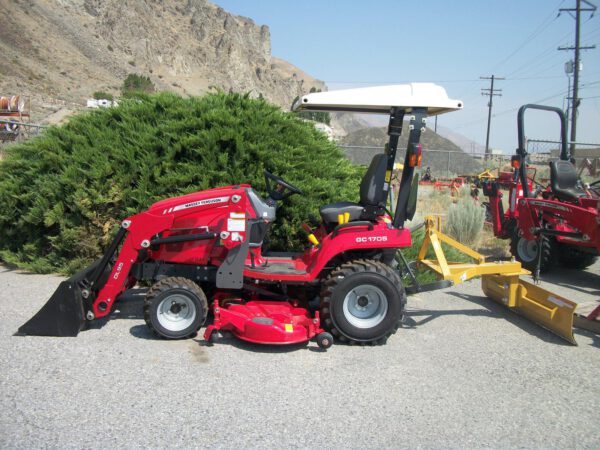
9,95,24,112
0,96,24,112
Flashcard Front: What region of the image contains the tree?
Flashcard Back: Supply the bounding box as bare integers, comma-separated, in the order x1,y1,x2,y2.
293,87,331,125
93,91,114,101
122,74,155,97
0,92,360,273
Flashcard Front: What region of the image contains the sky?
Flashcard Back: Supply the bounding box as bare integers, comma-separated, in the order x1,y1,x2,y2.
214,0,600,154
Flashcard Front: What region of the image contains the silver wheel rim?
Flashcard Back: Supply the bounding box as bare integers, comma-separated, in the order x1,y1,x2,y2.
517,237,538,262
342,284,388,329
157,294,196,332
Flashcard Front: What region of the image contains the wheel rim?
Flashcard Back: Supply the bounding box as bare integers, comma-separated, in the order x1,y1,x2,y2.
517,237,538,262
157,294,196,332
342,284,388,329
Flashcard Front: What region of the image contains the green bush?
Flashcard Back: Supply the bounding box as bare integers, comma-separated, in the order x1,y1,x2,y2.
445,196,485,246
122,73,155,97
0,92,361,274
93,91,114,101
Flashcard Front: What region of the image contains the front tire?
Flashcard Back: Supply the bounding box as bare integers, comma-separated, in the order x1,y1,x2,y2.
510,232,556,273
144,277,208,339
320,260,405,345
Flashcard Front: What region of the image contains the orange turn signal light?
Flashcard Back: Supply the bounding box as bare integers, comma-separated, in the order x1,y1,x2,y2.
408,144,422,168
511,156,521,169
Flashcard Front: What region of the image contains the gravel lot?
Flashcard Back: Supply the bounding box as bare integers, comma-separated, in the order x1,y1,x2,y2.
1,261,598,449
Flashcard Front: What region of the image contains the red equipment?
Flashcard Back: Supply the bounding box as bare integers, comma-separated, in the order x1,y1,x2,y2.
483,104,599,275
16,83,464,349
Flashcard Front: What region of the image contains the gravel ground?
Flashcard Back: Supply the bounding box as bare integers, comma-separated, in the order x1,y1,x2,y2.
1,261,598,449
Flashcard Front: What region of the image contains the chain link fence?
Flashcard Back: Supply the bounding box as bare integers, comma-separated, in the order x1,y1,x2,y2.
340,140,600,180
526,139,600,178
339,144,512,178
0,119,46,144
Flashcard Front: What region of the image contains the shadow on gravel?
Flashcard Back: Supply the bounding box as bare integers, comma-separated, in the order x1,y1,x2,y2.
414,291,574,346
84,289,146,332
575,329,600,349
127,324,327,352
124,304,325,352
198,332,317,353
538,268,600,297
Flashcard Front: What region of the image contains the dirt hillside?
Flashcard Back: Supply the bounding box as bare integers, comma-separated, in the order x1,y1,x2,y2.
0,0,325,123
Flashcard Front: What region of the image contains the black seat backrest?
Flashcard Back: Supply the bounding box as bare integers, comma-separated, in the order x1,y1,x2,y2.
360,153,387,207
550,159,578,192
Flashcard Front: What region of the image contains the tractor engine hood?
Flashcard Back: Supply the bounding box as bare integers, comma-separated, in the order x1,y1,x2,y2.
292,83,463,116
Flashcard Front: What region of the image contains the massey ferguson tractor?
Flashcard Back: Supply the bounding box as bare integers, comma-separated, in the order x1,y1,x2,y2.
17,84,463,347
17,87,588,347
483,104,599,276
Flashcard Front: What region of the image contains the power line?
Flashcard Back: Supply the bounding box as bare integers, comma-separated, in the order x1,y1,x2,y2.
480,75,505,157
505,29,573,78
558,0,597,157
491,0,565,72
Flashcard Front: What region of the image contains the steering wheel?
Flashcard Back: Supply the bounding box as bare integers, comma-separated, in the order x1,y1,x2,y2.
264,170,304,201
588,179,600,197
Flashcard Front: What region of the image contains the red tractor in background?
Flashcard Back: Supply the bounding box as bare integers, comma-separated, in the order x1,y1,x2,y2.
483,104,599,276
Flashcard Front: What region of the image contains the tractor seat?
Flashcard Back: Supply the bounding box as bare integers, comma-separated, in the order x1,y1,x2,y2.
319,153,387,225
549,160,586,203
320,202,365,223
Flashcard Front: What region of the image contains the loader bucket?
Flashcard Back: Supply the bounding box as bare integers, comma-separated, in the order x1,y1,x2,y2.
482,274,577,345
16,227,126,337
15,261,102,337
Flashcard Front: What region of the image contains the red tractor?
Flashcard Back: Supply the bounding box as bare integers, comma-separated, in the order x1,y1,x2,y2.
483,104,599,275
17,84,464,348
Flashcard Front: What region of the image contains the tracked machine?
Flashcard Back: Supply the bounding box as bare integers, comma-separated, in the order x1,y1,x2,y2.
18,85,584,347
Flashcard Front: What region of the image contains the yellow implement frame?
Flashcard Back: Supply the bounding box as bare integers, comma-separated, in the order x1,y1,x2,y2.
416,216,577,344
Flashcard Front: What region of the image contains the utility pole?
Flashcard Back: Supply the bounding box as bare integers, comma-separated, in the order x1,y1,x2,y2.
480,75,504,158
558,0,596,158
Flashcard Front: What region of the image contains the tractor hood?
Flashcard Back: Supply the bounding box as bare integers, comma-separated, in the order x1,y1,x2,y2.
292,83,463,116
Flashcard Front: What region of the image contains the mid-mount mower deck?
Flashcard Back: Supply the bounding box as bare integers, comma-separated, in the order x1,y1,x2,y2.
17,84,584,348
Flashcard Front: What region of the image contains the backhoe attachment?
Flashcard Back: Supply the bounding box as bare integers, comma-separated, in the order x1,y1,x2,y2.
416,216,577,344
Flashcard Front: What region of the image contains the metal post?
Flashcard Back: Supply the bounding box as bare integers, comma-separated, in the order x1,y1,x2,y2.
393,108,427,229
558,0,597,158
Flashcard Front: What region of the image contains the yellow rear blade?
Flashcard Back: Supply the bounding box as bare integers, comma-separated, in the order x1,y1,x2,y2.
482,274,577,345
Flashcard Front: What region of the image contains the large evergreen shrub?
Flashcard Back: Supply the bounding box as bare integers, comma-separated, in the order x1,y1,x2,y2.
0,92,361,274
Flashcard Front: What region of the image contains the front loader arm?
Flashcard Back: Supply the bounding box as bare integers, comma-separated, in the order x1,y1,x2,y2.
90,212,175,319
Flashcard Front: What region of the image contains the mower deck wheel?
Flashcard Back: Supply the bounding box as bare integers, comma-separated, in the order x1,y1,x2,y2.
144,277,208,339
316,332,334,349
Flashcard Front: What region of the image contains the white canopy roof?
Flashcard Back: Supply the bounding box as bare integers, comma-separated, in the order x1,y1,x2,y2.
292,83,463,116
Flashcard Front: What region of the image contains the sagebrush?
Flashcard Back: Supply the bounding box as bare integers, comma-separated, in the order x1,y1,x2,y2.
445,195,485,245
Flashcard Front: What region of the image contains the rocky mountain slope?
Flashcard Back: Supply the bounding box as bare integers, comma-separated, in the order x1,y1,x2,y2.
0,0,325,122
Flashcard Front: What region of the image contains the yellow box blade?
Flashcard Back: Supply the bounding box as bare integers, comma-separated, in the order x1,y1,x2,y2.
482,274,577,345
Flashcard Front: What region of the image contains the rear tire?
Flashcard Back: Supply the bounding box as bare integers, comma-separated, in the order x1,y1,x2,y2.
559,245,598,270
320,259,405,345
144,277,208,339
510,232,556,273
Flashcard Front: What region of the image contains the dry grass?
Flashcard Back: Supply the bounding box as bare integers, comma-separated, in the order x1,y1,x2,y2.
408,184,509,258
